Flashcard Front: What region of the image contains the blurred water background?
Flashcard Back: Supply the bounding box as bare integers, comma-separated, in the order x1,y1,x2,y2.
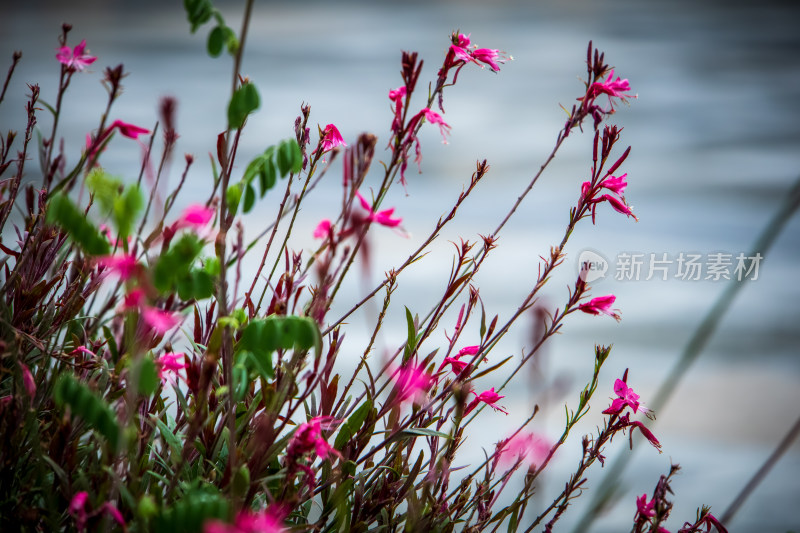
2,1,800,531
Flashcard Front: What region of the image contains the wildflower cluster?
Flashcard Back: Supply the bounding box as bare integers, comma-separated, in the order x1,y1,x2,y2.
0,9,728,533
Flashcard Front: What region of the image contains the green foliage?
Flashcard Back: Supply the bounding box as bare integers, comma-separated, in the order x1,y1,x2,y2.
46,193,110,256
154,489,230,533
207,24,238,57
86,168,144,241
235,315,322,381
234,138,302,215
183,0,215,34
137,356,160,397
152,234,214,300
334,398,373,450
227,82,260,130
53,373,120,451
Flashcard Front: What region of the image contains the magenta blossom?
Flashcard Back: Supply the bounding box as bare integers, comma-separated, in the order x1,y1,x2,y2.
320,123,346,152
96,253,139,281
19,362,35,400
391,363,434,406
602,173,628,195
449,33,474,63
355,191,402,228
472,48,506,72
174,204,215,230
420,108,451,143
598,193,637,220
205,506,287,533
156,352,189,384
456,345,480,358
69,345,97,358
578,294,621,321
123,289,182,335
494,432,551,471
287,416,341,461
389,86,407,133
108,119,150,140
588,69,634,102
313,219,331,239
440,356,470,374
636,493,656,519
603,378,651,416
464,387,508,416
56,39,97,71
69,492,90,531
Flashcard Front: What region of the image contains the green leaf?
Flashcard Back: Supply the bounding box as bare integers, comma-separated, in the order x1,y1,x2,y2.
277,138,302,176
46,193,110,256
183,0,214,33
137,357,159,397
226,182,242,215
399,428,450,439
243,183,256,213
154,489,229,533
207,25,224,57
334,399,372,450
53,374,120,451
403,306,416,363
152,233,204,294
227,82,260,130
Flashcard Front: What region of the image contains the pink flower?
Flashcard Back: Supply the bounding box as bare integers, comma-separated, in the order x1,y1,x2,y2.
19,362,35,399
464,387,508,416
391,363,434,405
389,86,407,133
603,378,650,416
628,419,661,451
175,204,215,229
156,352,189,384
456,345,479,358
56,39,97,71
472,48,506,72
602,173,628,195
320,124,346,152
355,191,402,228
598,193,637,220
108,119,150,140
420,108,451,143
205,506,287,533
96,253,139,280
440,356,470,374
313,219,331,239
449,33,474,63
636,493,656,518
589,69,634,101
578,294,621,321
69,345,97,357
494,432,550,471
142,307,181,335
69,491,89,530
100,502,126,529
124,289,182,335
287,416,341,461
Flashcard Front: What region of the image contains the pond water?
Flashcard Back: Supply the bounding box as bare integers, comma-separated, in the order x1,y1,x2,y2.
2,1,799,531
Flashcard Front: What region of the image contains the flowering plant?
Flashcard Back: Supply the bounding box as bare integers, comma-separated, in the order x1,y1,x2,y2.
0,3,729,532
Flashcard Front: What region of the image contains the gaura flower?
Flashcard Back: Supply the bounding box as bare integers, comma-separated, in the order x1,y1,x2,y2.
472,48,506,72
123,289,182,335
355,191,402,228
464,387,508,416
320,124,346,152
603,378,651,416
588,69,634,102
69,492,90,531
391,363,434,406
287,416,341,461
602,173,628,195
107,119,150,140
449,33,475,63
578,294,621,321
19,362,35,400
56,39,97,71
597,193,637,220
95,253,139,281
155,352,189,384
174,204,215,230
205,506,288,533
636,493,656,519
494,432,550,471
420,108,451,144
313,219,331,239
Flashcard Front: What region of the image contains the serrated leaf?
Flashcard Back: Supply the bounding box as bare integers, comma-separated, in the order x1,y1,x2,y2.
53,374,120,450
